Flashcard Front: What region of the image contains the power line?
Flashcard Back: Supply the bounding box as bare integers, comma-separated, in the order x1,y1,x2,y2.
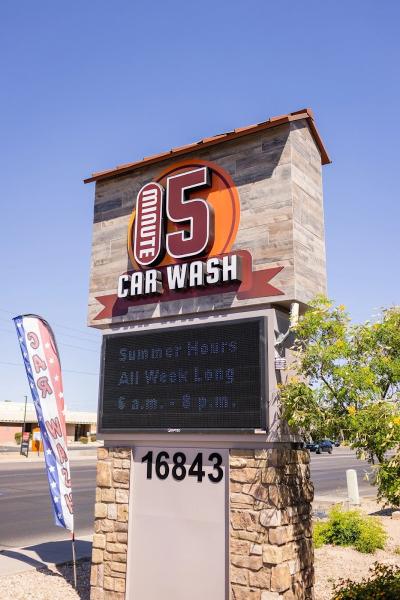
0,317,100,346
56,342,99,353
0,309,100,342
56,325,100,339
51,331,100,345
0,326,98,353
0,316,14,324
0,360,98,376
0,327,14,335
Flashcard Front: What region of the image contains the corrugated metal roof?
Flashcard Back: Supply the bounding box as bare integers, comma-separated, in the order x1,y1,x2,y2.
0,401,96,424
84,108,330,184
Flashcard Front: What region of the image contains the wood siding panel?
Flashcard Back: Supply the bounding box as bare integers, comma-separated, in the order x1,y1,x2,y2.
88,120,327,326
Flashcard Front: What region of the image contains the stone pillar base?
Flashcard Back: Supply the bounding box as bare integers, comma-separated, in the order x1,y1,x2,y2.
90,447,132,600
230,448,314,599
89,445,314,600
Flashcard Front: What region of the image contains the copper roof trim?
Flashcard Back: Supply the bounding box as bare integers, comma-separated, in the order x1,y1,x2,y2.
84,108,330,184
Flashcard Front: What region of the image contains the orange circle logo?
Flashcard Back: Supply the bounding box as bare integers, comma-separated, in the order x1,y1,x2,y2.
128,159,240,269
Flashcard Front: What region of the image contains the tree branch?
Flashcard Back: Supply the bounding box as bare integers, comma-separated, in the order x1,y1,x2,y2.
383,382,391,400
319,368,340,403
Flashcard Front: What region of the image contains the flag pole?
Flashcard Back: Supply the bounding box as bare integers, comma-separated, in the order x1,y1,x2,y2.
71,531,77,589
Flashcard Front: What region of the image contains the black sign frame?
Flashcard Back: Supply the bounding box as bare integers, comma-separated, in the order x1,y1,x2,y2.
97,317,268,434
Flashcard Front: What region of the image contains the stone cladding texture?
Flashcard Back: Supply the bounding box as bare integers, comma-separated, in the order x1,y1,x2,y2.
88,120,327,326
90,447,131,600
230,448,314,600
90,446,314,600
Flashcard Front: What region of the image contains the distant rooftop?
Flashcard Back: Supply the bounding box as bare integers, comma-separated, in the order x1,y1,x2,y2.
0,401,96,424
84,108,330,184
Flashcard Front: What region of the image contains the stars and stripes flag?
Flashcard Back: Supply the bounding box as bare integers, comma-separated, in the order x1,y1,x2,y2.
13,314,74,532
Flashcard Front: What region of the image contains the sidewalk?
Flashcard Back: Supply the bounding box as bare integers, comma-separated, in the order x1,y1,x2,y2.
0,535,92,576
0,448,98,463
0,442,102,454
0,453,97,463
313,493,376,504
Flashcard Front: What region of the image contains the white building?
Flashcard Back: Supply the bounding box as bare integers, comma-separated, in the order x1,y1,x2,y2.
0,400,97,444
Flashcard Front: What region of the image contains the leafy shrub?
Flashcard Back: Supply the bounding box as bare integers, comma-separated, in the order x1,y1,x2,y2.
375,453,400,507
15,432,22,444
313,505,387,553
313,521,327,548
332,563,400,599
79,436,89,444
90,434,97,442
356,516,388,553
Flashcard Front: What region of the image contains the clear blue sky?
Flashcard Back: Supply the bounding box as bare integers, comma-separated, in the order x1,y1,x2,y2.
0,1,398,411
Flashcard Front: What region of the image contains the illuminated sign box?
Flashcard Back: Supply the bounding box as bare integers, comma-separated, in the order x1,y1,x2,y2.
99,318,267,432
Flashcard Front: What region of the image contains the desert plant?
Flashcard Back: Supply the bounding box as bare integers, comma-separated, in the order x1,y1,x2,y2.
332,562,400,599
313,505,387,553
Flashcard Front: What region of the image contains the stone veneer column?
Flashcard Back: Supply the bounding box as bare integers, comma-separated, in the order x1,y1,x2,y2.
90,447,132,600
90,446,313,600
230,447,314,600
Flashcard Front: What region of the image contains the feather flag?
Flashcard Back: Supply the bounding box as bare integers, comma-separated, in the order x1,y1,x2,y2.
13,314,74,532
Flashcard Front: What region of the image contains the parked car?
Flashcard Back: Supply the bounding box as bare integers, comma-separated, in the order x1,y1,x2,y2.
327,439,341,447
316,439,333,454
305,440,333,454
306,441,319,452
328,439,340,448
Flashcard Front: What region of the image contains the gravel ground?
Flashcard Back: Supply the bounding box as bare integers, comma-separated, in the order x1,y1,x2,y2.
0,502,399,599
314,500,400,600
0,560,90,600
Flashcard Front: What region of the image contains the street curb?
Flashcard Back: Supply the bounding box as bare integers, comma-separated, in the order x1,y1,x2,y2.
0,535,93,576
0,454,97,464
52,555,92,568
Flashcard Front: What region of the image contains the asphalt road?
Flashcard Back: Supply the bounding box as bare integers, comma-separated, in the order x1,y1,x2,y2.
0,459,96,549
310,446,375,498
0,447,376,549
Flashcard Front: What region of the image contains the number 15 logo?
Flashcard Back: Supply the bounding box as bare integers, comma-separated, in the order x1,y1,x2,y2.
132,167,214,268
128,160,241,270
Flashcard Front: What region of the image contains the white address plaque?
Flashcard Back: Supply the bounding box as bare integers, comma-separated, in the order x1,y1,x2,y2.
127,447,228,600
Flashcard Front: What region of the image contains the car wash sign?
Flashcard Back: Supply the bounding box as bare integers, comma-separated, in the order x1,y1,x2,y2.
94,160,284,319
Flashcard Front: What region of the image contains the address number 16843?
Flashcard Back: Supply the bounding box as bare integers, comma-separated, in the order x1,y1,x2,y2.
141,450,224,483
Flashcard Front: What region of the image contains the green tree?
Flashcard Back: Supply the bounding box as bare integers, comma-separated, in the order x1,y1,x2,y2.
280,297,400,505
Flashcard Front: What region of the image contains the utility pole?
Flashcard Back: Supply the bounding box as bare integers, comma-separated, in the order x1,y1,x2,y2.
22,395,27,434
20,395,28,457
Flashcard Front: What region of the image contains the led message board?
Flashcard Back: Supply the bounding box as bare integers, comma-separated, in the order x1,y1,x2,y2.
99,318,266,432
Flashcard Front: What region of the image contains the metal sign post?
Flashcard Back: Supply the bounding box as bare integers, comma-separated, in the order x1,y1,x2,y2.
20,431,30,457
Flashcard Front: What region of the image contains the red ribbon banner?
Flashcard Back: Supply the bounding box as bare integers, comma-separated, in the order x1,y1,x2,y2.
94,250,284,320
